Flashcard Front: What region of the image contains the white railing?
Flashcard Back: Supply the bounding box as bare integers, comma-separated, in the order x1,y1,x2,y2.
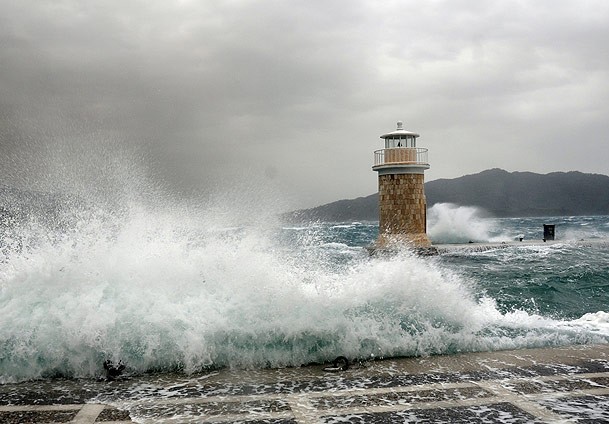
373,148,429,167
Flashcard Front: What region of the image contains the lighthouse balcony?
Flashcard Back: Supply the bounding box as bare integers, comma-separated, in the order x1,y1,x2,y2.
373,148,429,169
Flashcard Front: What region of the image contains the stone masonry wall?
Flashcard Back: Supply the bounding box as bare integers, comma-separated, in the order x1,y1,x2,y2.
378,173,430,246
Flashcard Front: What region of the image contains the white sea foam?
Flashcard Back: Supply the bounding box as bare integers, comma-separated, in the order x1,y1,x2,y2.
1,201,609,383
572,311,609,334
427,203,511,244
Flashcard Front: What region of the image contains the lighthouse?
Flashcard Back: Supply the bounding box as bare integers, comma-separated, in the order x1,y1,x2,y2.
372,121,431,248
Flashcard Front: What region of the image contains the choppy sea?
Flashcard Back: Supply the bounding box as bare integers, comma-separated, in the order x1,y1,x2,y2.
1,201,609,384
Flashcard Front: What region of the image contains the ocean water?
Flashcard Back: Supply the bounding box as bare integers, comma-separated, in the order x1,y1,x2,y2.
1,200,609,384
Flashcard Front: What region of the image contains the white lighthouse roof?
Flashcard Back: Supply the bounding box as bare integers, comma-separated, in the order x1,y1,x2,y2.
380,121,419,139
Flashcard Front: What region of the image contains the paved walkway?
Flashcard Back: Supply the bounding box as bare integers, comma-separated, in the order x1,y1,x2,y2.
2,344,609,423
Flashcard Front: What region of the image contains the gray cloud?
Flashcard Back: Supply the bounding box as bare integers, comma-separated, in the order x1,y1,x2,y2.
1,0,608,209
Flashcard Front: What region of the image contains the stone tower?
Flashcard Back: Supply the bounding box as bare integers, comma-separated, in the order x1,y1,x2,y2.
372,121,431,247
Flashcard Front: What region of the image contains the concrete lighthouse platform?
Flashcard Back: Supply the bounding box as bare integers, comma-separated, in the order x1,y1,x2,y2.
2,344,609,423
434,238,609,254
367,238,609,257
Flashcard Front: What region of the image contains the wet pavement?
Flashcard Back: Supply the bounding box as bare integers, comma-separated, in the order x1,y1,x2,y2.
2,344,609,423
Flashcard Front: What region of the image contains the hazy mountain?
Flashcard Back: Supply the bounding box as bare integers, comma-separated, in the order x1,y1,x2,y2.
287,169,609,222
4,169,609,225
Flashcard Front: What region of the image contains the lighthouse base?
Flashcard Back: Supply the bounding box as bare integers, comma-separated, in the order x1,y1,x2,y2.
368,233,436,256
375,233,432,249
367,239,438,257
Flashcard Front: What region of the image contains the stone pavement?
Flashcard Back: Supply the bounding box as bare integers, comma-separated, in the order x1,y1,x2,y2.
2,344,609,423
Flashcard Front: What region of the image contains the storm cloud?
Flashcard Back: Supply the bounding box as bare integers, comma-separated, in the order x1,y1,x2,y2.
1,0,608,208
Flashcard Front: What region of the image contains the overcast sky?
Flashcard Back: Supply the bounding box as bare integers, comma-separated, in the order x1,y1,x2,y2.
1,0,608,209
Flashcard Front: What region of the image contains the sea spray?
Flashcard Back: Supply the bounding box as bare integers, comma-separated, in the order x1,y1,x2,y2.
427,203,511,243
0,202,488,381
2,199,609,383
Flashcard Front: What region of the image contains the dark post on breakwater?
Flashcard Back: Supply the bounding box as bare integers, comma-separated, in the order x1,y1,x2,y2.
372,121,431,248
544,224,556,241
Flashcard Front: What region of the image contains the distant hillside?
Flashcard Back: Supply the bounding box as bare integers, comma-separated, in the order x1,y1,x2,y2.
289,194,378,222
287,169,609,222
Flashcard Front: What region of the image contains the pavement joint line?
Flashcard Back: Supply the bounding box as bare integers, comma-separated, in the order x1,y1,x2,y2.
302,380,482,398
509,371,609,381
70,403,105,424
0,404,83,412
314,394,516,418
94,422,131,424
118,380,483,407
126,393,291,406
526,387,609,399
286,394,315,424
315,395,505,417
89,422,130,424
474,380,566,422
171,410,295,423
536,371,609,381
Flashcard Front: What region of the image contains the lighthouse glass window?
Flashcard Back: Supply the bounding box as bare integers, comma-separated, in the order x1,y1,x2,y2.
386,136,416,148
386,138,400,148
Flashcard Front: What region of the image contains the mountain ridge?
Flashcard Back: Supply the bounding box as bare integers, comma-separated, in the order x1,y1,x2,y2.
288,169,609,222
